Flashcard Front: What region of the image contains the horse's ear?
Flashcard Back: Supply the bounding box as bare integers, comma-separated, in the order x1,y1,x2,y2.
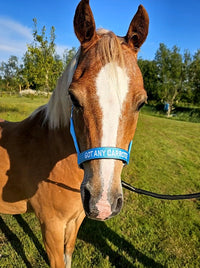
74,0,97,47
125,5,149,51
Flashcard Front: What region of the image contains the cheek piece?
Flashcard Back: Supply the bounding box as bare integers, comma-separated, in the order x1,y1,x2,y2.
70,106,133,168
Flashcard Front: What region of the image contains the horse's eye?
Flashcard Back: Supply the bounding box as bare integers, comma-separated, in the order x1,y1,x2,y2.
69,92,81,108
137,101,145,111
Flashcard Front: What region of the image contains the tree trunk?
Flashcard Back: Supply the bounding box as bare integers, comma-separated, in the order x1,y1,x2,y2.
167,87,179,117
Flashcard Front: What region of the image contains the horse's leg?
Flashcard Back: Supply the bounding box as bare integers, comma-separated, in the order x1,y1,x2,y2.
64,210,85,268
40,219,66,268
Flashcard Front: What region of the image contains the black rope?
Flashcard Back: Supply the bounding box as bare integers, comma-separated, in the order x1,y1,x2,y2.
122,181,200,200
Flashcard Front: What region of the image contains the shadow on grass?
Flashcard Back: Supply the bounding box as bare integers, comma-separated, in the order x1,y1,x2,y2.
13,215,49,265
1,215,164,268
78,218,164,268
0,215,49,267
0,216,32,267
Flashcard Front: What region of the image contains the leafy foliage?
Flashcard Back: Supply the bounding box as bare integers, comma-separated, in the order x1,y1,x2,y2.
0,56,23,92
138,44,200,115
189,50,200,104
0,19,76,93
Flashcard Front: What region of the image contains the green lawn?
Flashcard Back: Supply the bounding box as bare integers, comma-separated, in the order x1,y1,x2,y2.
0,96,200,267
0,95,49,122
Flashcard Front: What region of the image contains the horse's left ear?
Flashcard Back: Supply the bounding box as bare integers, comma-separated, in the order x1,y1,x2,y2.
125,5,149,51
74,0,97,48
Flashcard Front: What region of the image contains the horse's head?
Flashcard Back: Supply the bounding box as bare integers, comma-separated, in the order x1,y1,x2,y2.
69,0,149,220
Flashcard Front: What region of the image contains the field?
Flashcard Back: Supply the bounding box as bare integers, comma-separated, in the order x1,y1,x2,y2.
0,96,200,267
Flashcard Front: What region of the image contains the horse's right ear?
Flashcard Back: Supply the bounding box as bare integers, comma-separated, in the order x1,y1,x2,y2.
126,5,149,52
74,0,97,48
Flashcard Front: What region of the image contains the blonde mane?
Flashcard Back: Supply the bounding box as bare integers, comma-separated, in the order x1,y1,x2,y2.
33,30,125,129
44,51,80,129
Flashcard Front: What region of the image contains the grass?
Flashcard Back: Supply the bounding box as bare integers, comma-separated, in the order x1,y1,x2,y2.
0,95,49,122
0,96,200,267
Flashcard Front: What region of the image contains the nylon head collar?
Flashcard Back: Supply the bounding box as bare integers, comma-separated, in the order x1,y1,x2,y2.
70,106,133,168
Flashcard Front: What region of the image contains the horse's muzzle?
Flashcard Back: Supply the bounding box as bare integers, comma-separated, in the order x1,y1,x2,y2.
81,183,123,221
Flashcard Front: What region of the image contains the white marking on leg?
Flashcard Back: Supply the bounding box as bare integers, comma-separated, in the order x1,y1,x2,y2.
64,254,72,268
95,62,129,219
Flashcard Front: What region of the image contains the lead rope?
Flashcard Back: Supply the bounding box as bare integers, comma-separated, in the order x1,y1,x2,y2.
122,180,200,200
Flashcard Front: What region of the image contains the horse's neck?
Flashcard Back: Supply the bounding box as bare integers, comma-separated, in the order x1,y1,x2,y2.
0,114,82,205
29,111,76,158
1,108,75,175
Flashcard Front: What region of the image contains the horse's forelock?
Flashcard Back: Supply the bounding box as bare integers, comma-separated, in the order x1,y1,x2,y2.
96,29,124,67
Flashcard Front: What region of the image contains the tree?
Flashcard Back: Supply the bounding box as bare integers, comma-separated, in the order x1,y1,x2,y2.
189,50,200,104
62,47,77,68
23,19,63,92
0,19,77,93
155,44,183,116
138,59,159,101
179,50,193,103
0,56,20,91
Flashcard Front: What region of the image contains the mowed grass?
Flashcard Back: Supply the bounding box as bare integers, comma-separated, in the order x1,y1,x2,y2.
0,96,200,267
0,95,49,122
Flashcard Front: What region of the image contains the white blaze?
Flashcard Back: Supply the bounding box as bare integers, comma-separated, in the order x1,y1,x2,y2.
95,62,129,219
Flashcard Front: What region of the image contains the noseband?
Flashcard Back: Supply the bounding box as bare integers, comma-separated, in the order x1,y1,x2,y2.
70,106,133,168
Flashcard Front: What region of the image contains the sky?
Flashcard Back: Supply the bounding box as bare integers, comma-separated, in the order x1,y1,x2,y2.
0,0,200,62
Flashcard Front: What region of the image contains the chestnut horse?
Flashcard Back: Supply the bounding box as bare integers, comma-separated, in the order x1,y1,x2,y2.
0,0,149,267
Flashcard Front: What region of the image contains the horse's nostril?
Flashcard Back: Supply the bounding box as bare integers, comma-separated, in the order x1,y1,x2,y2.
84,188,91,213
116,196,123,211
82,186,91,214
111,195,123,216
81,185,100,219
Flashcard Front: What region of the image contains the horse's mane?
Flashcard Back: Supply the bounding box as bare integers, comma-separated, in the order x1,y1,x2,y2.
31,30,124,129
30,50,80,129
44,50,80,129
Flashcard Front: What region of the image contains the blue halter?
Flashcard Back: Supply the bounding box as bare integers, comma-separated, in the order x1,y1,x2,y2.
70,106,133,168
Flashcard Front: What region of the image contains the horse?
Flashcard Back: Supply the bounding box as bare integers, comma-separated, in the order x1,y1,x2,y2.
0,0,149,267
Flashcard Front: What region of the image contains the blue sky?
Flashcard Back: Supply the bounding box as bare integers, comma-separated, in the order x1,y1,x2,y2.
0,0,200,62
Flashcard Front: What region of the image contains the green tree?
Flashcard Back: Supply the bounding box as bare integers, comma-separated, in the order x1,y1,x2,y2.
138,59,159,101
189,50,200,104
155,44,183,116
179,50,193,103
62,47,77,68
23,18,63,92
0,56,20,91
